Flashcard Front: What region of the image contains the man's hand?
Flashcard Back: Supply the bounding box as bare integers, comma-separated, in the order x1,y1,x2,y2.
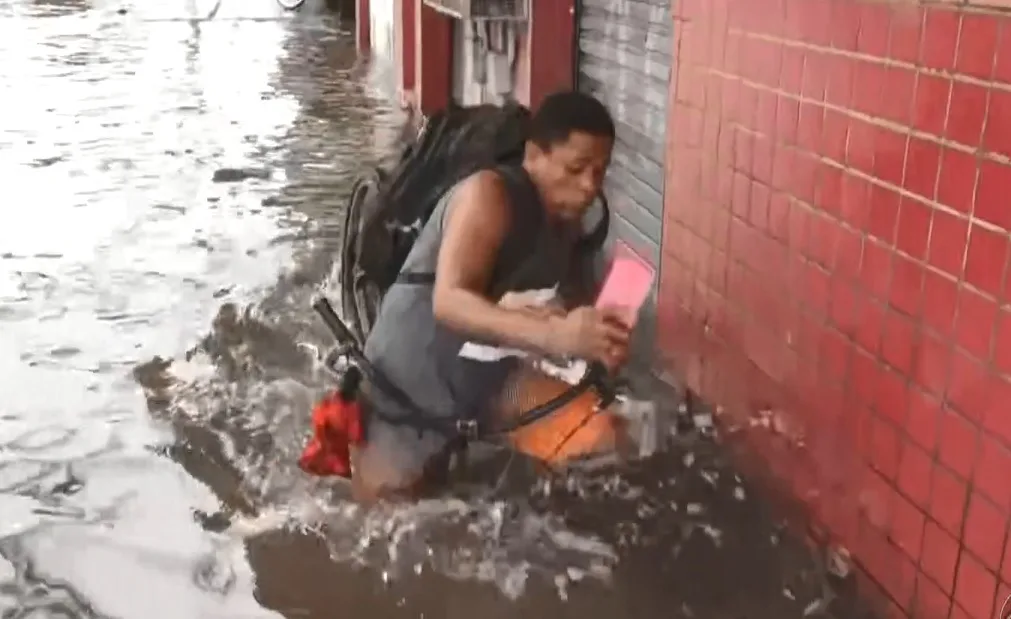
545,306,630,370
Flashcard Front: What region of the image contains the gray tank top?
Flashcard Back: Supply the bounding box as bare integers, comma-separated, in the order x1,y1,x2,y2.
362,165,576,423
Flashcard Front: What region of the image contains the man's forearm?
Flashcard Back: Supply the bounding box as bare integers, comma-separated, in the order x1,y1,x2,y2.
433,287,557,354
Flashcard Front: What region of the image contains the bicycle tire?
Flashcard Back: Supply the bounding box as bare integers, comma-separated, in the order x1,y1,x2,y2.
275,0,306,10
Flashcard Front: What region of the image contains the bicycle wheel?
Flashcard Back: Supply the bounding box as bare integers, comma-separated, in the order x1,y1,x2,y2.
276,0,306,10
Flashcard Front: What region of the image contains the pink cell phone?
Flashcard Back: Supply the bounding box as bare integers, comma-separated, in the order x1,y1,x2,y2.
595,243,656,327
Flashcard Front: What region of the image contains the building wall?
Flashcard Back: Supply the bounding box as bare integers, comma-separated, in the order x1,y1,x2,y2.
658,0,1011,618
577,0,673,267
451,20,528,106
369,0,396,62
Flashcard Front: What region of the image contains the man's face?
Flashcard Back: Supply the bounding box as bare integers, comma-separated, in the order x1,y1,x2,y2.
525,131,613,221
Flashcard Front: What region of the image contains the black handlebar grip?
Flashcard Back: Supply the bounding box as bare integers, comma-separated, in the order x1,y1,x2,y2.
312,296,356,344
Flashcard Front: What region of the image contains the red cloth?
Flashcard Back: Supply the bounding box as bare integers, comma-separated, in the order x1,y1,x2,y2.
298,393,364,478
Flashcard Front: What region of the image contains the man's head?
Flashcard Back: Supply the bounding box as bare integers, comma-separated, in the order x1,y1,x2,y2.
523,91,615,221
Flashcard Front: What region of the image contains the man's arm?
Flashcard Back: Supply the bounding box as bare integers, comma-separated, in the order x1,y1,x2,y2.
431,170,558,354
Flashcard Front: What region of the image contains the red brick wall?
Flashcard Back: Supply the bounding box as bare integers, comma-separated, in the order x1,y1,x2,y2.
658,1,1011,618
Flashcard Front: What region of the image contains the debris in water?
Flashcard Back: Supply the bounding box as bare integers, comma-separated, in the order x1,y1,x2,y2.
554,574,569,601
685,503,703,516
783,587,796,600
700,524,723,546
827,547,852,578
693,412,713,429
700,470,718,487
804,598,831,616
733,486,746,501
683,452,695,468
212,167,271,183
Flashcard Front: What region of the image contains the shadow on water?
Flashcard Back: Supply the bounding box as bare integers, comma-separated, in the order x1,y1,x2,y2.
0,2,877,618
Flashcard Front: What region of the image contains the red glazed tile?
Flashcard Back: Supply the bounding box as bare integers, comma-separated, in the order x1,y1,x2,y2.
975,435,1011,511
753,136,774,187
873,126,908,188
779,47,803,93
773,147,798,194
913,574,950,619
754,89,776,136
957,13,998,80
796,102,824,154
977,161,1011,231
948,350,994,428
870,415,901,480
895,198,932,261
860,240,894,302
937,148,979,216
852,345,882,405
852,60,886,118
867,184,899,244
921,270,959,339
981,376,1011,450
825,55,856,109
890,488,926,561
768,192,790,242
996,583,1011,619
857,2,890,57
880,67,915,126
998,20,1011,85
904,137,942,201
898,440,934,509
931,464,969,535
920,7,960,71
818,321,850,380
954,551,998,619
913,331,951,399
881,311,916,376
776,96,800,146
861,467,895,529
921,518,959,593
801,50,828,102
946,82,988,150
984,90,1011,160
830,276,858,335
913,572,951,619
821,109,849,163
937,407,978,480
847,120,877,176
834,225,863,280
964,493,1006,572
912,74,951,138
927,211,969,280
840,172,871,230
889,6,924,64
954,289,998,362
993,309,1011,376
905,388,942,454
879,372,911,433
889,254,924,318
829,0,860,50
855,298,887,360
965,225,1009,299
1004,533,1011,583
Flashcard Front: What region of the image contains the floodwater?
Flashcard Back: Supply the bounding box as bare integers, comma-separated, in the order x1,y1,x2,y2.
0,2,874,618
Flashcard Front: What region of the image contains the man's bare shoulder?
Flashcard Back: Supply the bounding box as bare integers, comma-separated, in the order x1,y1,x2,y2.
447,169,511,223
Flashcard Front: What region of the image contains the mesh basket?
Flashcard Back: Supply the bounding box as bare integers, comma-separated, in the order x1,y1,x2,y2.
493,362,623,465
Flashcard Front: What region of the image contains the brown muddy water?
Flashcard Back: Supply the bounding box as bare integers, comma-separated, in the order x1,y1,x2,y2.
0,2,874,618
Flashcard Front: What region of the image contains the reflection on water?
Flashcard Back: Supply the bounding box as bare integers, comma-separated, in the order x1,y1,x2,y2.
0,2,869,618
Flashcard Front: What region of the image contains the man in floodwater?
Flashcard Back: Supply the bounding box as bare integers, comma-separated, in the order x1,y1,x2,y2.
354,92,630,502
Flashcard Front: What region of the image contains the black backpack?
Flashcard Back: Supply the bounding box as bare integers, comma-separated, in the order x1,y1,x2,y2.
338,102,610,344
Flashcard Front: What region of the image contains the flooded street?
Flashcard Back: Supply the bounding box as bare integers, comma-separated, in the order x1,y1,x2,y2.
0,2,870,618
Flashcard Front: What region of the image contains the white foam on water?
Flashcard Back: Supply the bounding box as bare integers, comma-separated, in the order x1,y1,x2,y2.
147,352,621,601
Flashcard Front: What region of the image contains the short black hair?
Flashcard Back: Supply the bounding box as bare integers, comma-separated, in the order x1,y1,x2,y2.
528,91,616,150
